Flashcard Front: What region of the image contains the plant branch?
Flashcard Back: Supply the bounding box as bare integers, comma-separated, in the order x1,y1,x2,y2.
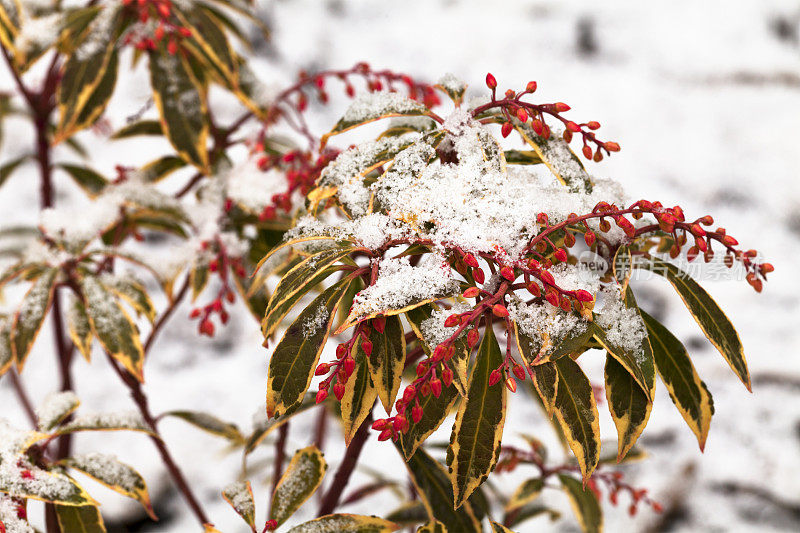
317,411,373,516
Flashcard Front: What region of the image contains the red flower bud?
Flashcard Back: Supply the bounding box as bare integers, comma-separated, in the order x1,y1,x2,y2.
464,253,479,268
473,268,485,284
264,519,278,531
189,308,201,319
467,329,479,348
403,385,417,403
545,290,559,307
416,362,428,377
583,145,593,160
361,340,373,358
501,122,513,138
442,367,453,387
393,414,407,431
444,314,460,328
722,235,738,246
505,377,517,393
761,263,774,274
343,356,355,376
463,286,480,298
315,363,330,376
500,266,515,281
527,282,541,297
575,289,594,302
516,108,528,122
532,119,544,135
492,304,509,317
489,369,502,386
513,365,525,380
485,73,497,90
566,121,580,132
605,141,621,152
430,378,442,398
378,428,393,441
315,389,328,404
412,404,423,423
554,102,571,112
539,270,555,285
526,81,537,93
199,319,214,336
336,343,348,359
587,121,600,130
372,419,387,430
333,382,346,400
554,248,568,262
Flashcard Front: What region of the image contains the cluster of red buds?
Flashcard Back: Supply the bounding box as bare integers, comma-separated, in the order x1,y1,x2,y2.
121,0,192,54
188,239,245,336
474,73,619,161
262,519,278,531
313,319,376,404
361,198,770,442
239,147,340,222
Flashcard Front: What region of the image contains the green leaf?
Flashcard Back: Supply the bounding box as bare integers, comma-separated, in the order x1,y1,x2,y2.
552,357,600,481
446,325,507,508
639,256,750,390
139,155,186,182
506,478,543,512
67,297,93,361
63,453,156,520
558,474,602,533
642,310,714,450
322,93,431,147
10,268,57,369
288,514,399,533
503,502,561,529
0,319,12,376
341,344,377,445
176,5,237,80
270,446,327,527
399,446,482,533
529,361,558,415
604,355,652,461
266,278,352,418
111,119,164,139
55,504,106,532
148,49,210,172
37,391,80,431
58,164,108,196
80,276,145,381
222,480,256,531
0,155,30,187
503,149,543,165
102,275,156,323
385,502,428,526
262,244,359,338
162,410,243,444
514,320,593,367
367,315,406,414
67,49,118,133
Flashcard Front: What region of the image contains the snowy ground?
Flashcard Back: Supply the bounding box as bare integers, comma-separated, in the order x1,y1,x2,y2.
2,0,800,531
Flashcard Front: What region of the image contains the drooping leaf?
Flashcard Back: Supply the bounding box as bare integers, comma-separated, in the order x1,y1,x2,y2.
529,361,558,415
399,374,459,460
149,49,210,172
0,155,30,187
288,514,399,533
266,278,352,418
639,255,750,390
446,325,507,508
55,412,155,436
552,357,600,481
262,244,359,337
604,355,652,461
399,446,481,533
270,446,327,527
592,317,654,402
367,315,405,414
10,267,57,369
385,502,428,527
506,478,543,512
490,522,516,533
63,453,156,519
139,155,186,182
222,480,256,531
176,5,237,81
0,319,12,376
162,410,244,444
558,474,602,533
71,49,119,132
80,276,145,381
503,502,561,530
322,92,431,147
36,391,80,431
55,504,106,532
341,344,377,445
642,310,714,450
58,164,108,196
102,275,156,323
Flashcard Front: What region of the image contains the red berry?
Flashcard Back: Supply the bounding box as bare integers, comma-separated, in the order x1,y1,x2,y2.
605,141,621,152
526,81,537,93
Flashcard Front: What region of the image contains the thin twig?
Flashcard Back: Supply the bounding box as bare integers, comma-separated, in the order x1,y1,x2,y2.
317,411,373,516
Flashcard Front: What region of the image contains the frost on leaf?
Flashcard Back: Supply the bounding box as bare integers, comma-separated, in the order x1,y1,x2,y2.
0,495,34,533
64,453,154,518
595,288,647,357
222,481,255,528
36,391,80,431
270,446,326,526
57,411,153,435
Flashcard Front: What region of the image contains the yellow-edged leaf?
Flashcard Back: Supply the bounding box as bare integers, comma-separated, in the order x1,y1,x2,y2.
604,355,652,461
530,361,558,415
36,391,80,431
63,453,156,520
162,410,243,444
55,504,106,532
552,357,600,481
558,474,602,533
222,480,256,531
288,513,399,533
446,325,507,508
0,467,97,506
341,343,377,445
416,520,446,533
506,478,543,512
10,267,57,369
80,276,145,381
642,310,714,450
266,278,352,418
245,394,317,454
367,315,406,414
270,446,327,526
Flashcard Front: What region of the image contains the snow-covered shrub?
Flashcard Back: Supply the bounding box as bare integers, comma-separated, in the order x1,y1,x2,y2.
0,0,772,532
